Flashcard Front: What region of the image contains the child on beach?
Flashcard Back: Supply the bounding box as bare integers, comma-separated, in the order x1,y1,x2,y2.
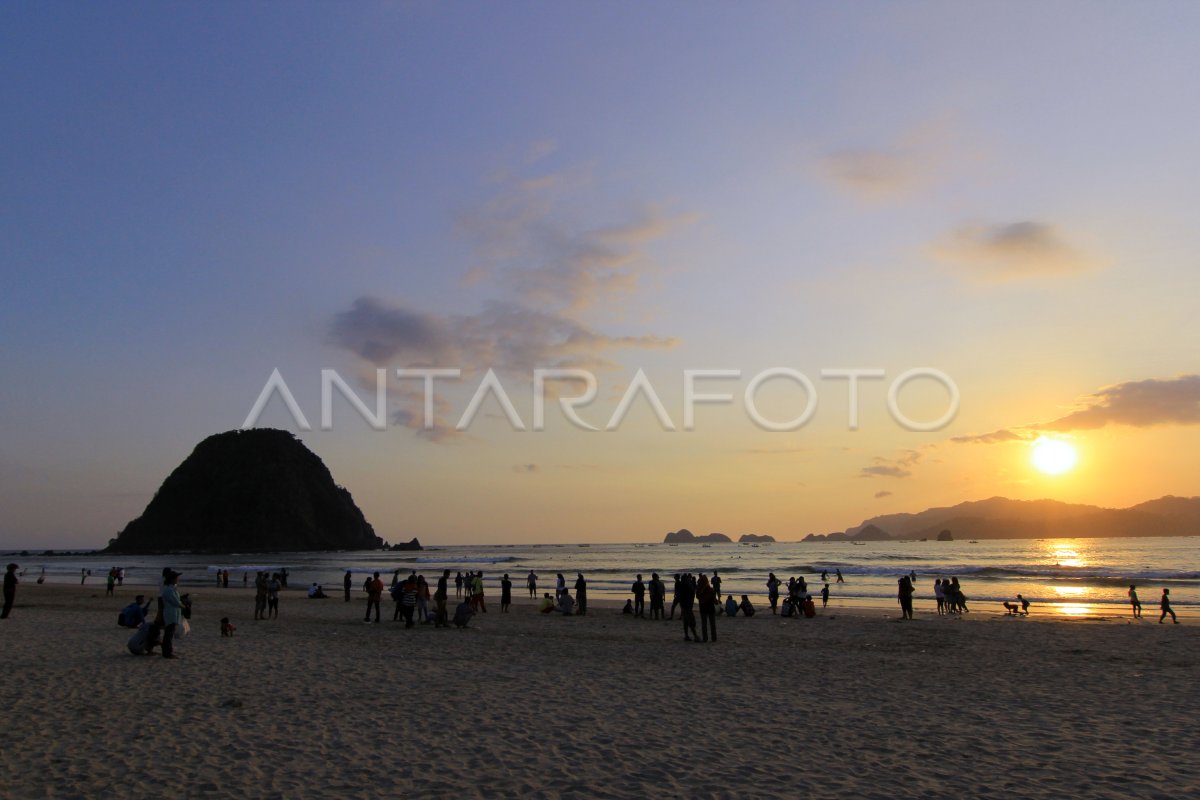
221,617,236,637
821,584,830,609
1159,589,1178,624
1128,585,1142,619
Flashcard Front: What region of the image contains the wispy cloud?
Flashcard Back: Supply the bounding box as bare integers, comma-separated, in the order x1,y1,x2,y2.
860,449,921,479
932,221,1097,280
512,463,539,474
954,375,1200,444
819,148,924,201
329,297,676,374
874,490,893,499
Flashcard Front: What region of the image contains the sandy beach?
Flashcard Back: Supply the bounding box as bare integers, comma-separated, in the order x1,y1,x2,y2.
0,582,1196,799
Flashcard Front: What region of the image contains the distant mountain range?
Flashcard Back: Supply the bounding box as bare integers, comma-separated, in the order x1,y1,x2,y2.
801,496,1200,542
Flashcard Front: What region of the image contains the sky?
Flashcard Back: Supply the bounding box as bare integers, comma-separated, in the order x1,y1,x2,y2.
3,2,1199,548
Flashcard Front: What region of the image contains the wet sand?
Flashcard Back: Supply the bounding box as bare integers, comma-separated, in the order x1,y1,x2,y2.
0,583,1195,799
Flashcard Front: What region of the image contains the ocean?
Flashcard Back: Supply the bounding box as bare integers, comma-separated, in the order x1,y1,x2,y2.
8,535,1195,617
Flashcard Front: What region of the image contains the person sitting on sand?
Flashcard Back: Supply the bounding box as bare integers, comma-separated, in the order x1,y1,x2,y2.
308,583,328,599
119,595,152,628
739,595,755,617
539,593,555,614
1159,589,1178,624
453,599,474,628
1128,585,1142,619
556,591,576,615
724,594,738,617
622,599,634,615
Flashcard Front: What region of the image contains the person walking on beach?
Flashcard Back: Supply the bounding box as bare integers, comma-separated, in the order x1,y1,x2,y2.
500,573,513,613
632,575,646,618
668,574,682,620
527,570,538,599
364,572,383,623
160,569,183,659
835,569,844,584
679,574,699,642
1128,585,1142,619
897,575,915,620
821,583,830,609
821,569,829,582
1159,589,1178,624
697,574,717,642
649,573,665,620
575,573,588,616
2,563,18,619
766,572,781,614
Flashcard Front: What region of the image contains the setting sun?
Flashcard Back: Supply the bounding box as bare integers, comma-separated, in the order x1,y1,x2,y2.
1031,437,1078,475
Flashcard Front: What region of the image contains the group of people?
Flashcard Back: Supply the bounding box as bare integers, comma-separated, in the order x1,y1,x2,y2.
1128,584,1178,623
119,567,190,659
252,571,282,620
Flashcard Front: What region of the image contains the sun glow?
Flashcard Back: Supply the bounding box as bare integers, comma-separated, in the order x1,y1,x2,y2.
1031,436,1077,475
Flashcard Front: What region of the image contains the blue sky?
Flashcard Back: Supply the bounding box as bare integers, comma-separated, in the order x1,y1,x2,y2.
3,3,1199,547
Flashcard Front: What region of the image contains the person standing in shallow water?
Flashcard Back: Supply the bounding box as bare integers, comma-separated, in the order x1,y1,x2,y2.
527,570,538,599
1159,589,1178,624
2,563,18,619
711,571,722,600
575,573,588,616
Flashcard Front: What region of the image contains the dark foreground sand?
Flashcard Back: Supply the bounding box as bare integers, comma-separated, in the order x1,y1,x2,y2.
0,584,1196,799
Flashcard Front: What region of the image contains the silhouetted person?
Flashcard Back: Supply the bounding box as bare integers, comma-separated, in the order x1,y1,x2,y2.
669,574,682,620
835,569,844,584
821,583,830,608
711,570,722,600
695,574,717,641
575,573,588,616
1129,585,1142,619
2,563,18,619
739,595,755,617
343,570,352,602
767,572,781,614
364,572,383,623
500,573,513,613
649,573,665,620
898,576,915,620
680,574,699,642
632,575,646,618
435,569,450,627
1160,589,1178,624
160,570,183,659
527,570,538,598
